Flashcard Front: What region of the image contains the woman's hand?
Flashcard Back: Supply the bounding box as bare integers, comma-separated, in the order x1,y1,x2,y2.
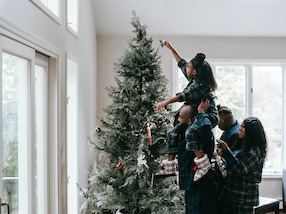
216,139,229,151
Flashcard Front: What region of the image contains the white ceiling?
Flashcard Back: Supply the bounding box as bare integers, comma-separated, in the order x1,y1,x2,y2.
93,0,286,37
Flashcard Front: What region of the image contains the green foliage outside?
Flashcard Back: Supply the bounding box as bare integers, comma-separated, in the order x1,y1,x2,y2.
2,52,19,213
80,12,185,214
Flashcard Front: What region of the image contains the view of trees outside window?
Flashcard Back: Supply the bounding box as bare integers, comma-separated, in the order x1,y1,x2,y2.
214,66,246,140
214,66,246,123
2,52,22,213
176,63,283,174
35,64,47,214
252,66,282,173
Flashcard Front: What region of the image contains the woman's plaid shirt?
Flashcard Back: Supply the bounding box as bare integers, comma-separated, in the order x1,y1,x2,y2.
221,146,264,206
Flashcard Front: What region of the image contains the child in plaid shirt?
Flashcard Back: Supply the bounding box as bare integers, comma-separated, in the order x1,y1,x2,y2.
156,41,218,181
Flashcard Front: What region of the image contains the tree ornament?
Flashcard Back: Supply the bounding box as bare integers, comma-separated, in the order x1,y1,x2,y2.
158,39,165,48
137,154,148,168
146,126,152,146
132,130,140,136
146,121,156,146
95,126,101,133
116,209,124,214
116,162,124,170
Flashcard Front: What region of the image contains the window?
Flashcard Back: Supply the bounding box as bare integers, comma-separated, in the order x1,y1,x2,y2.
30,0,61,23
174,59,286,175
67,55,79,214
67,0,79,36
35,53,49,214
2,51,29,214
1,36,51,214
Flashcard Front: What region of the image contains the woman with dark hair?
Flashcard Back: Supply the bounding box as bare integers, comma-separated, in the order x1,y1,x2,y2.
217,117,267,214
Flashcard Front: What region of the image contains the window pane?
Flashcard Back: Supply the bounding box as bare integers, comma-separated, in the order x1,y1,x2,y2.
214,66,246,137
39,0,59,17
2,52,28,214
30,0,60,22
253,66,282,173
67,0,78,34
35,65,47,214
67,57,78,214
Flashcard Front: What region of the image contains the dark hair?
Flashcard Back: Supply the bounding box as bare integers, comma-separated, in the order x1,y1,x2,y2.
190,53,217,91
243,117,267,159
217,105,232,116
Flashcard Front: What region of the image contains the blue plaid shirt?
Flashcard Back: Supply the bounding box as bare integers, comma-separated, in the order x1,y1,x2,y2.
220,120,240,149
177,113,216,191
177,59,219,127
177,59,211,105
185,113,215,155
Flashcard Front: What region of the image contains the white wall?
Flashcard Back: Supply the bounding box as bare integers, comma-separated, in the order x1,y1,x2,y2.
97,35,286,202
97,35,286,117
0,0,97,212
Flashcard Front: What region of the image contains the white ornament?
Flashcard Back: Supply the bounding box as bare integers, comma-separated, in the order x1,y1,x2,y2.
137,154,148,168
116,209,124,214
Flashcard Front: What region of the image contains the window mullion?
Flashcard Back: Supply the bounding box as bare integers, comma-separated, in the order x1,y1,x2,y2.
29,56,36,214
246,64,253,117
283,65,286,168
35,53,49,214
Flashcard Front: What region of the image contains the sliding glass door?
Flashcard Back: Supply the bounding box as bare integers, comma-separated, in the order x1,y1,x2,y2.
1,36,49,214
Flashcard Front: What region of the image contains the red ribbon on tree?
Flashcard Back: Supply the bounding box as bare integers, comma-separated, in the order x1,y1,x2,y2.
117,161,124,170
146,122,155,146
146,125,152,146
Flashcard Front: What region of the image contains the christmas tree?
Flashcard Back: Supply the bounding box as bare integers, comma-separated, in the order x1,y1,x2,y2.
80,12,184,214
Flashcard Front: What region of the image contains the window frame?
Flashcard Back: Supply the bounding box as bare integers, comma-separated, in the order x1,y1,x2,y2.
66,0,79,37
30,0,61,24
35,52,49,214
66,53,79,214
0,18,66,214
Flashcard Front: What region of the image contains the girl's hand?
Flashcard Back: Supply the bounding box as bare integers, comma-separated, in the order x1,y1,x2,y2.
163,40,172,49
156,101,167,110
198,99,210,113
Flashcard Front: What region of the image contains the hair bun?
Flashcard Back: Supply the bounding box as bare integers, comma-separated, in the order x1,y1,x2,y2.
191,53,206,69
195,53,205,64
